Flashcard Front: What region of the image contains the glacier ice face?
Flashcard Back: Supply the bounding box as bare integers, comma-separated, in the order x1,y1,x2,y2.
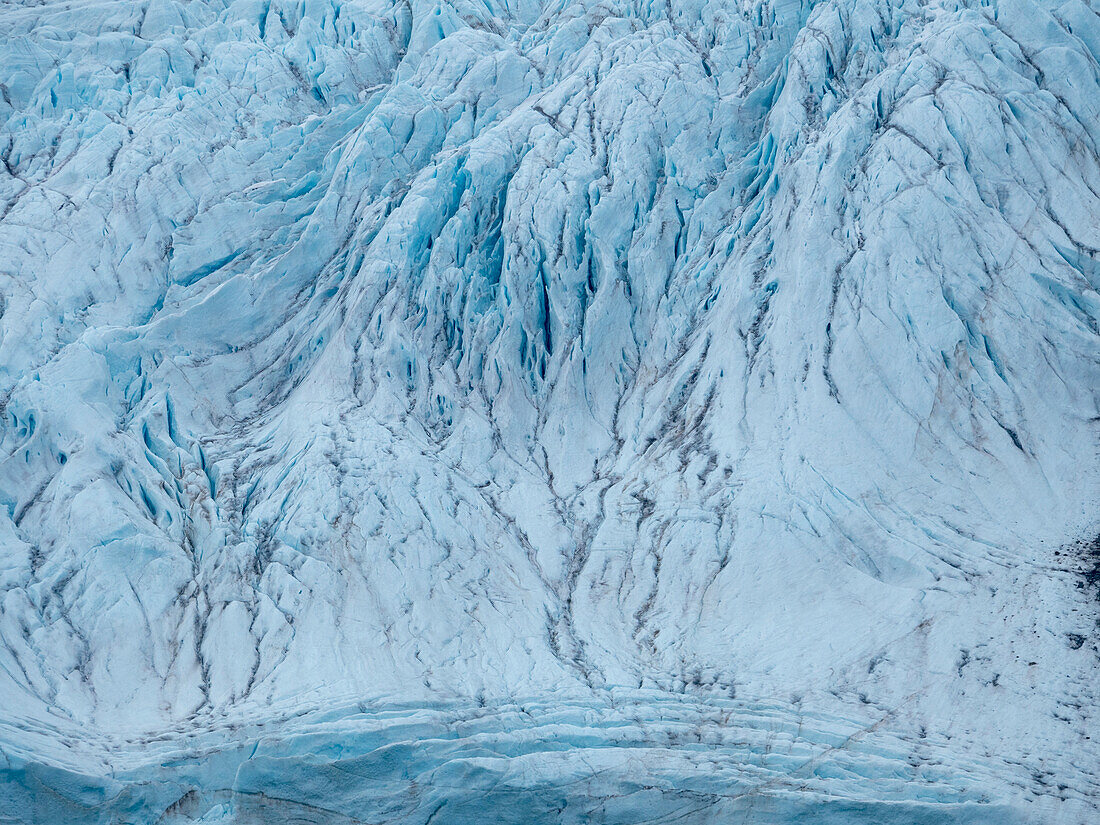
1,0,1099,821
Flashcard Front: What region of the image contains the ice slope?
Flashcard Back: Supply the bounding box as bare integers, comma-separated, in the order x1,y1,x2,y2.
0,0,1099,821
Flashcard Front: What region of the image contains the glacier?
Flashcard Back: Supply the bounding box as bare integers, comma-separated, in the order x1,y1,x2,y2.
1,0,1099,821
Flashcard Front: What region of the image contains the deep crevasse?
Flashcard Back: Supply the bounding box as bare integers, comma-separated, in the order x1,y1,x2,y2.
1,0,1099,822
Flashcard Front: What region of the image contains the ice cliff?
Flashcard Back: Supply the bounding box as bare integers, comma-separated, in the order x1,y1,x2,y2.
1,0,1099,821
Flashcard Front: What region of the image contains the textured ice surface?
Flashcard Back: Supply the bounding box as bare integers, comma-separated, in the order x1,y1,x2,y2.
1,0,1099,822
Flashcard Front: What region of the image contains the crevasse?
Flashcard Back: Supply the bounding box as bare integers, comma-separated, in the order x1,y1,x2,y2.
1,0,1099,822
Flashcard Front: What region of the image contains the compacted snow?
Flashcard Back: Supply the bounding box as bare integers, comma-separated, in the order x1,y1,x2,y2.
1,0,1099,822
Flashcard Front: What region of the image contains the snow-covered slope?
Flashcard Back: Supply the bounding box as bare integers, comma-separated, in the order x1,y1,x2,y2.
1,0,1099,821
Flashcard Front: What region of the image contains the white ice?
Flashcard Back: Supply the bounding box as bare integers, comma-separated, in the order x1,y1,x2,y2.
1,0,1099,822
